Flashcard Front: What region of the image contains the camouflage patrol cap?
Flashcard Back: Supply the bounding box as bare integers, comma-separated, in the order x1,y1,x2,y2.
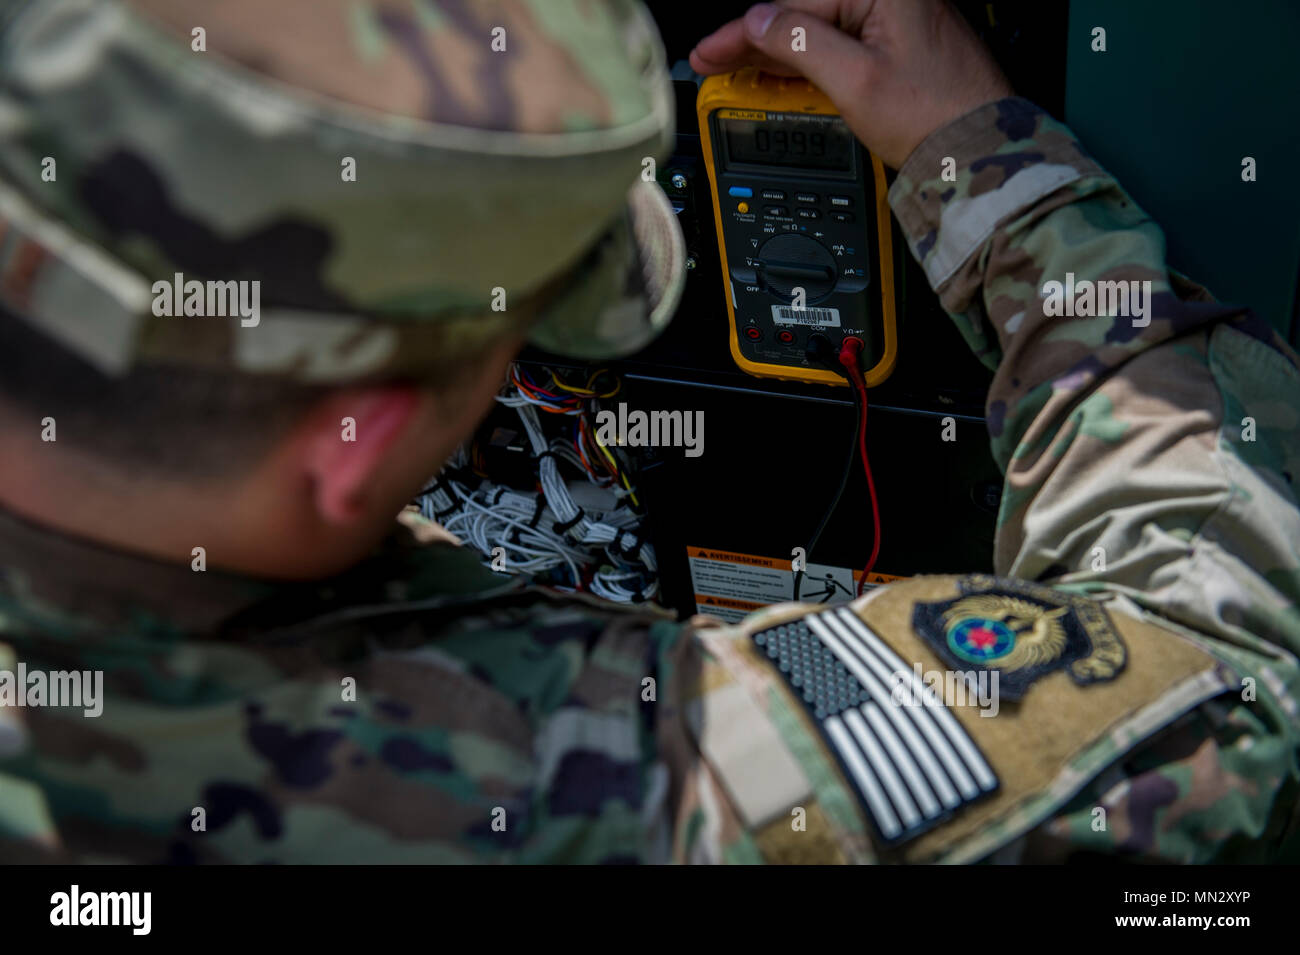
0,0,684,382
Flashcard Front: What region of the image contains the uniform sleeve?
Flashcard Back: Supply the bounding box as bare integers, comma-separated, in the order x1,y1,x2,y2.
887,97,1300,861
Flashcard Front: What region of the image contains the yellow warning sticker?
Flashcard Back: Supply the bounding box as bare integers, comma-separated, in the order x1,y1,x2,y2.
686,546,906,623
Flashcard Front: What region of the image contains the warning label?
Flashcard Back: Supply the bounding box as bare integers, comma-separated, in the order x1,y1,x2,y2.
687,546,904,623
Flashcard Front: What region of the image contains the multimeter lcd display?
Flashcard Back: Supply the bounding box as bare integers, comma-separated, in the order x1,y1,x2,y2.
720,115,854,172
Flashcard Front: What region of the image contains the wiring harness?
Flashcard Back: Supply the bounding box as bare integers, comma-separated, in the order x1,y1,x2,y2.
415,365,658,603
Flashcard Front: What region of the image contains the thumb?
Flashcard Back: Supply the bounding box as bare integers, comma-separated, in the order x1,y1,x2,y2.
741,3,866,92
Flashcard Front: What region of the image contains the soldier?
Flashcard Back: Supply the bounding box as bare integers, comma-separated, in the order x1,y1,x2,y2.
0,0,1296,863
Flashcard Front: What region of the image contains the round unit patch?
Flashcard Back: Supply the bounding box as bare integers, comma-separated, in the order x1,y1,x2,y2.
946,617,1016,665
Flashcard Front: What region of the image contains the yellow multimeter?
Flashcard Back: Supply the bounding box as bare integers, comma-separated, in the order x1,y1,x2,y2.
697,69,897,387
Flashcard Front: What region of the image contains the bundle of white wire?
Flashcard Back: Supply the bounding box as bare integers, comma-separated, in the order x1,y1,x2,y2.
416,393,657,603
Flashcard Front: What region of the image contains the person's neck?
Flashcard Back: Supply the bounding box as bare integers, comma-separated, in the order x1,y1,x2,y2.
0,460,228,569
0,432,405,580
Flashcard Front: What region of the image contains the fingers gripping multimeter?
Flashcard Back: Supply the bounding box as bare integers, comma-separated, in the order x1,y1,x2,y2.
698,69,897,387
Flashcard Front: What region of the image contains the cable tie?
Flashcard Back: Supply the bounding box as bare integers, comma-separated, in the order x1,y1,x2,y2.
552,509,585,535
527,496,546,528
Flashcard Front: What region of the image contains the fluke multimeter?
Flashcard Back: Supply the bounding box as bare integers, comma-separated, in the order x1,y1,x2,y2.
698,69,897,387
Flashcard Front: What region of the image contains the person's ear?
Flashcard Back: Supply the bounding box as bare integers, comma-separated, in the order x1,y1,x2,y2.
300,386,424,525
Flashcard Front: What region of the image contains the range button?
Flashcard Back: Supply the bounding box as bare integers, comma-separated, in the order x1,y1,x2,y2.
795,192,819,204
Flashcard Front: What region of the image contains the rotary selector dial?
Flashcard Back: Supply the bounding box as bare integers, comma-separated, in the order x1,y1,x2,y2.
755,233,838,303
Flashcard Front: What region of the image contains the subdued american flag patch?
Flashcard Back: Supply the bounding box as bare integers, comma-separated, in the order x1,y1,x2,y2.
752,606,998,844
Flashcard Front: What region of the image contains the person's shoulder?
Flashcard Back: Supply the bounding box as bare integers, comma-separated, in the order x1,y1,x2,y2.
0,515,692,863
306,579,687,863
291,528,687,753
673,574,1244,863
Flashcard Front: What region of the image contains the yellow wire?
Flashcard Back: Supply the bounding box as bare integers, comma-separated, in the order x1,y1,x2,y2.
586,369,620,398
550,369,619,399
593,434,639,508
551,377,596,396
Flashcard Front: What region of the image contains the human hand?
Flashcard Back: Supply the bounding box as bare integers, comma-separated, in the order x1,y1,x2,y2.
690,0,1012,169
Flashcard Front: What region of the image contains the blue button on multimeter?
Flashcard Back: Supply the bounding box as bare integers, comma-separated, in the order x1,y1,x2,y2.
727,186,753,198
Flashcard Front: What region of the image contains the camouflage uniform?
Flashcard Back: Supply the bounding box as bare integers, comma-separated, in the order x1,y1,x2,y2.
0,1,1297,863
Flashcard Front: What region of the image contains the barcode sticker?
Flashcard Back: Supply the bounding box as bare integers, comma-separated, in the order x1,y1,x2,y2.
771,305,841,327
